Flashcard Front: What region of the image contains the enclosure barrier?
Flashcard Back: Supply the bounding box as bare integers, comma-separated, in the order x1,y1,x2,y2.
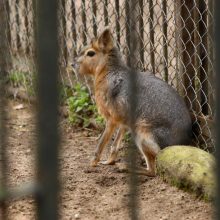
1,0,60,219
0,0,218,219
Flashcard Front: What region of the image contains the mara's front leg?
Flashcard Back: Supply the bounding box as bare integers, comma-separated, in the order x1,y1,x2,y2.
91,121,117,166
101,126,126,165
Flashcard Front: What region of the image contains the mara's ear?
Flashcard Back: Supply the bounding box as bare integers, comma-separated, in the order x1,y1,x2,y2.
97,28,114,52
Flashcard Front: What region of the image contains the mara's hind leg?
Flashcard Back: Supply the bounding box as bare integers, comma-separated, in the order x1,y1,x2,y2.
101,127,126,165
135,132,160,177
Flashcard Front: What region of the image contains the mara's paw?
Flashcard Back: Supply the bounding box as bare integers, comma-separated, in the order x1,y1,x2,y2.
90,158,99,167
100,159,116,165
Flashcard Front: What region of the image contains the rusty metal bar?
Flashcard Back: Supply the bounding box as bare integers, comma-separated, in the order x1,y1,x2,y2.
35,0,60,219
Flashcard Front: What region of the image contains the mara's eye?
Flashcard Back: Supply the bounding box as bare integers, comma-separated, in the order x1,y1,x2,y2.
86,50,96,57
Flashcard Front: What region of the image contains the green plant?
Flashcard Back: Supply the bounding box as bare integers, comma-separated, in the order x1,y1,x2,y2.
8,71,36,96
59,84,73,104
67,83,104,128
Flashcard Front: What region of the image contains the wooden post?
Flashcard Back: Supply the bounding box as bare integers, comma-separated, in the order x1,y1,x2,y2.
71,0,77,56
61,0,67,65
138,0,144,70
81,0,87,45
162,0,168,82
15,0,21,52
115,0,120,45
180,0,196,111
92,0,97,37
149,0,155,74
198,0,209,116
104,0,109,26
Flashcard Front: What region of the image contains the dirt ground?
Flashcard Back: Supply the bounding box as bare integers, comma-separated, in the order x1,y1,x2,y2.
4,99,214,220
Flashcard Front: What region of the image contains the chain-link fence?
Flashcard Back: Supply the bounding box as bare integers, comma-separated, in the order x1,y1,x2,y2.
0,0,218,219
5,0,215,151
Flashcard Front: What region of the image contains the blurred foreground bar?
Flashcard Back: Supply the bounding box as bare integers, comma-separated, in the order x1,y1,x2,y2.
0,0,10,219
35,0,60,219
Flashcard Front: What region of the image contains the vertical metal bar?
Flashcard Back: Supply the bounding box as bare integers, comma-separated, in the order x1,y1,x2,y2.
104,0,109,26
138,0,144,69
92,0,97,37
199,0,209,115
162,0,168,82
149,0,155,74
0,0,10,219
127,0,138,219
71,0,77,56
35,0,59,219
115,0,120,45
81,0,87,45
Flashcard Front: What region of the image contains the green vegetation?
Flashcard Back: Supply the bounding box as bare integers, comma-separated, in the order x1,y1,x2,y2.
66,83,104,128
8,70,35,96
8,70,104,129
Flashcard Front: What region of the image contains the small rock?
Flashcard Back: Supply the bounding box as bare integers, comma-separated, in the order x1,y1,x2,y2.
74,213,80,219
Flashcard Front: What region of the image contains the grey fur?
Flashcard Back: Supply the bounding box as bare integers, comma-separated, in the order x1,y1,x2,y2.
106,47,192,148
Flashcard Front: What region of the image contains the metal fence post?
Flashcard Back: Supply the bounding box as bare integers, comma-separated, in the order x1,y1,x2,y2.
35,0,60,219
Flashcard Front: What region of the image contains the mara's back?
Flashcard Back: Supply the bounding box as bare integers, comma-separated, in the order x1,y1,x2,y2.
107,69,192,147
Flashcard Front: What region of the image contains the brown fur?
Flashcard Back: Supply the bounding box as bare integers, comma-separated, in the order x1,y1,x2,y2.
73,28,192,176
73,28,157,175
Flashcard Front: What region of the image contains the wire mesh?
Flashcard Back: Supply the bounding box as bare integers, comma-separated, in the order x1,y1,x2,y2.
0,0,217,219
5,0,215,151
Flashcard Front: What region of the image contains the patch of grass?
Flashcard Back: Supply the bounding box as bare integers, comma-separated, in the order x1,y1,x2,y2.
8,71,104,130
66,83,104,129
8,71,35,96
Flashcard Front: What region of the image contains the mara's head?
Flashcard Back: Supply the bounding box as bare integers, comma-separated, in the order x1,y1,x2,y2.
72,28,116,76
